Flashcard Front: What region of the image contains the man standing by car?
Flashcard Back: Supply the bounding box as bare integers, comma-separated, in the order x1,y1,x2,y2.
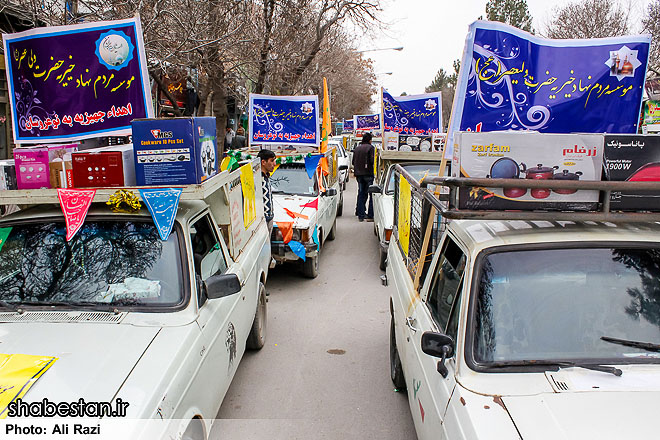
352,133,375,222
258,149,276,233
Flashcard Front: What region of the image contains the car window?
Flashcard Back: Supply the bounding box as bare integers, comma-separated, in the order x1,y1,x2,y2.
0,220,184,307
271,163,318,196
427,237,467,331
190,215,227,281
473,246,660,365
386,164,442,194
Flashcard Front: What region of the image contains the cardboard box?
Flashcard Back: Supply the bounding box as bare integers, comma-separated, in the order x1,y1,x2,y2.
0,159,17,190
399,134,433,152
131,117,218,185
13,144,78,189
453,131,604,210
49,155,73,189
604,134,660,211
72,144,135,187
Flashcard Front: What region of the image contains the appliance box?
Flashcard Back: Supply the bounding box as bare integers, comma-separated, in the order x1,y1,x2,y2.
0,160,17,191
13,144,78,189
604,134,660,211
72,144,135,187
399,135,433,152
131,117,218,185
453,131,604,210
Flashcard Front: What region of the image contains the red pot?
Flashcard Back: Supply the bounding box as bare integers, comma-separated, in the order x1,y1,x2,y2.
553,170,582,194
627,162,660,182
524,164,558,199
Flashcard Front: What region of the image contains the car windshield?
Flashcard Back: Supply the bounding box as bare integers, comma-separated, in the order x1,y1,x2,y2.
386,164,441,194
271,163,319,196
0,220,184,309
473,246,660,365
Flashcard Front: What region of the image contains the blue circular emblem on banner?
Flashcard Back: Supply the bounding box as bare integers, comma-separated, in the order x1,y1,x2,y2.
95,30,135,71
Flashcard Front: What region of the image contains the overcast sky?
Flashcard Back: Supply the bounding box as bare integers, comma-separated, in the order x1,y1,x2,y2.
359,0,651,101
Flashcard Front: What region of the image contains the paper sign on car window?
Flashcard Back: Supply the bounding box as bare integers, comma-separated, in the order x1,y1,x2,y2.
0,353,58,418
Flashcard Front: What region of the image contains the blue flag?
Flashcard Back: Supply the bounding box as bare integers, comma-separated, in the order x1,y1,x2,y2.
304,155,322,179
312,225,319,251
139,188,183,241
288,240,306,262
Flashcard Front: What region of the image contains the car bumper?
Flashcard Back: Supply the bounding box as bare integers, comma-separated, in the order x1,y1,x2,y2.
271,241,319,263
380,238,389,252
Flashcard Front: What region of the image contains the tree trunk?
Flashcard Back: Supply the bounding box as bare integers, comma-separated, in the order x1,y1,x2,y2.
255,0,276,94
149,71,183,116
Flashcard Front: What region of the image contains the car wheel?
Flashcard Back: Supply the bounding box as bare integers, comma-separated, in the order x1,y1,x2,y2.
246,282,267,350
337,193,343,217
390,315,406,390
302,254,319,278
379,246,387,271
328,219,336,241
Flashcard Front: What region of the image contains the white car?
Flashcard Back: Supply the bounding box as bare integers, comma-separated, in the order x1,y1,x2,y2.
387,171,660,439
371,161,442,270
0,168,270,439
270,155,344,278
330,141,350,190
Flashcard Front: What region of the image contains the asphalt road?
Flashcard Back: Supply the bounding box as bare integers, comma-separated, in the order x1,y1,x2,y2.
212,176,418,440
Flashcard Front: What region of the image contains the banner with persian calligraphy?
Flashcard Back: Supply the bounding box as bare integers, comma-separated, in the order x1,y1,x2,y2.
355,114,381,131
342,117,354,133
249,94,319,147
447,21,651,158
2,17,153,144
382,89,442,135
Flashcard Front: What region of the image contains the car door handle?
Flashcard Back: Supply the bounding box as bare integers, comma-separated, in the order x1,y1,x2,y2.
406,317,419,333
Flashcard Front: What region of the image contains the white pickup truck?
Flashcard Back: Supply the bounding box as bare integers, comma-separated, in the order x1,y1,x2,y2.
369,149,442,270
386,166,660,439
0,161,270,439
269,148,346,278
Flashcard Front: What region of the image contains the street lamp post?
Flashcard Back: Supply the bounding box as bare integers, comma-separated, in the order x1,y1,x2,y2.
356,46,404,54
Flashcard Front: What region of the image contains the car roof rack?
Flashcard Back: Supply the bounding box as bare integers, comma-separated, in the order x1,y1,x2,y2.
394,164,660,223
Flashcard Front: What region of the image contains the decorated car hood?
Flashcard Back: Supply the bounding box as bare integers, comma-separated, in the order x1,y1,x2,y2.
272,194,318,229
0,322,159,404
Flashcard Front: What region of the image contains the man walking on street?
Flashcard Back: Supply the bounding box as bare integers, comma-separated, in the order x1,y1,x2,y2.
352,133,375,222
258,149,276,234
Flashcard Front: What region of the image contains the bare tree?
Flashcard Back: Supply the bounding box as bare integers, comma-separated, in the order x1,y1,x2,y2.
542,0,632,39
642,0,660,75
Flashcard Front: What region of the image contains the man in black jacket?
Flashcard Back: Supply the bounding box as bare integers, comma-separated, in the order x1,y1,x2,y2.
352,133,375,222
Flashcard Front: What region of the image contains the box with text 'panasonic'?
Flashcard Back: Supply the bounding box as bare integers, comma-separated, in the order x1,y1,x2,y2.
72,144,135,187
604,134,660,211
131,117,218,185
453,131,604,210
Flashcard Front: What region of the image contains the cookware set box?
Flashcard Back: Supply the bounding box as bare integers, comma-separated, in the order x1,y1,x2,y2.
452,131,604,210
604,134,660,211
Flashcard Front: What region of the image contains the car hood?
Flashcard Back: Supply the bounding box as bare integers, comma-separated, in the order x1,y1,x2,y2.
272,194,317,229
503,391,660,438
0,323,160,403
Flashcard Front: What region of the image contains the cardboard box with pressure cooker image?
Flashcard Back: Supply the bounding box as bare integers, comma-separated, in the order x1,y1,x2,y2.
452,131,660,211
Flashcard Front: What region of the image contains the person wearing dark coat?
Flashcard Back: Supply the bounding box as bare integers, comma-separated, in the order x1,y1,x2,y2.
352,133,375,222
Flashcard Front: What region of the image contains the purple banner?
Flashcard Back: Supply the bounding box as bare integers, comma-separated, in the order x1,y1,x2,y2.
355,114,381,131
2,17,153,143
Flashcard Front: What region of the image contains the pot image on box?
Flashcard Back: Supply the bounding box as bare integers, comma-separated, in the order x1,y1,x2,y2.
72,144,135,188
453,131,604,210
132,117,218,186
604,134,660,211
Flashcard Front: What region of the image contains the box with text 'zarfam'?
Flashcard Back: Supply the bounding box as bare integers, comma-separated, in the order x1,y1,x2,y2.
453,131,604,210
131,117,218,185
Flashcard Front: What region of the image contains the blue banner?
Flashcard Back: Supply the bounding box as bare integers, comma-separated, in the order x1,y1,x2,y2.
382,90,442,135
2,17,153,144
448,21,651,157
343,118,354,133
355,114,381,131
139,188,183,241
249,94,319,147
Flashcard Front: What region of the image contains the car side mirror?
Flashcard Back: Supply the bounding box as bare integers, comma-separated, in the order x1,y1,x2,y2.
322,188,338,197
421,332,454,378
338,165,348,171
205,273,241,299
368,184,382,194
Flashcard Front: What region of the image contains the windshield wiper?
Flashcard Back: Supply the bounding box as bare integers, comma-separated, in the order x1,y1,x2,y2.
601,336,660,353
0,300,21,312
487,360,622,376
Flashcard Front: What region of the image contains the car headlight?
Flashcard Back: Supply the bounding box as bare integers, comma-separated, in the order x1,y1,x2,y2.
272,227,302,242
